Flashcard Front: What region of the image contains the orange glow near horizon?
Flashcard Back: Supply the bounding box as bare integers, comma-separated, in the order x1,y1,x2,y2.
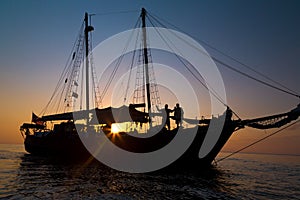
0,99,299,156
0,63,299,155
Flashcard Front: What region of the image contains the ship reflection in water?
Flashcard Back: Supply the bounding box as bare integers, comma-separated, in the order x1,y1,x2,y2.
1,145,299,199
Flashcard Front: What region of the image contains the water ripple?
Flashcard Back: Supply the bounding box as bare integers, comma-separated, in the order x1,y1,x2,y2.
0,145,299,199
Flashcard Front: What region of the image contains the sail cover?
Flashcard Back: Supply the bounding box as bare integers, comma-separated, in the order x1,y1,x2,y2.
93,105,148,125
41,105,148,125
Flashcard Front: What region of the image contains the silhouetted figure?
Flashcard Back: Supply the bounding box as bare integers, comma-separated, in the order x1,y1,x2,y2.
157,104,173,130
226,106,232,121
173,103,183,128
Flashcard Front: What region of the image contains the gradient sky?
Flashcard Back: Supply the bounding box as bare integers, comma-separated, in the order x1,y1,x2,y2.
0,0,299,155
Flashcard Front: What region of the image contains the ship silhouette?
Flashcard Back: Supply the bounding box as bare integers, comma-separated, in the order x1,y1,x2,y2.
20,8,300,171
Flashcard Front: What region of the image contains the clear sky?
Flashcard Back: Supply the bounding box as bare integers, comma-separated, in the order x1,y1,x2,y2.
0,0,299,155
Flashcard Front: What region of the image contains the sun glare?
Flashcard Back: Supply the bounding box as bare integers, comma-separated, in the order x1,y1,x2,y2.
111,123,120,134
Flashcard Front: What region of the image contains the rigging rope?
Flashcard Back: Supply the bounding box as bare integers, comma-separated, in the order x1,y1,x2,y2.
147,12,300,99
99,17,141,102
92,10,139,16
124,24,141,104
40,21,85,115
197,40,300,96
147,14,236,117
216,119,300,163
212,57,300,99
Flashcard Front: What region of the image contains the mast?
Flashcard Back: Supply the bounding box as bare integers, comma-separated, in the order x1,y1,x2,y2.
84,12,94,123
141,8,152,125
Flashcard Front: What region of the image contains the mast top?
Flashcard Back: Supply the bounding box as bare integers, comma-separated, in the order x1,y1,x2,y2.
141,8,146,17
84,12,94,32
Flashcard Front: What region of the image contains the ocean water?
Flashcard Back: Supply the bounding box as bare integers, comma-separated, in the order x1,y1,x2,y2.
0,144,299,199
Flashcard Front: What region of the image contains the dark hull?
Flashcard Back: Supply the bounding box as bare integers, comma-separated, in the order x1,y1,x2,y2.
24,134,91,160
24,120,236,170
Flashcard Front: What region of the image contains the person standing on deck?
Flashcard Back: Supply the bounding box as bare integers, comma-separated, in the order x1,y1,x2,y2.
157,104,173,130
173,103,183,128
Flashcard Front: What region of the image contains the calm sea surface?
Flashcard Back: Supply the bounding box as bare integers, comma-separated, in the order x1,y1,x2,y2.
0,144,299,199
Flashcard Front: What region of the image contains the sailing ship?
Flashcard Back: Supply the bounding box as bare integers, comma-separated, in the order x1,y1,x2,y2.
20,8,300,170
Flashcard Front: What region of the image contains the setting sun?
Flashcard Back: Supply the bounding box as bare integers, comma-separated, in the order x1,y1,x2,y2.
111,123,120,133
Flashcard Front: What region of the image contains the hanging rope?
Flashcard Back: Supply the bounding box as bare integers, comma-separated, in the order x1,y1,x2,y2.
216,119,300,163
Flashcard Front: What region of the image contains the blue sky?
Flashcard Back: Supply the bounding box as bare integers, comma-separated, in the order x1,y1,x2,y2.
1,1,299,100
